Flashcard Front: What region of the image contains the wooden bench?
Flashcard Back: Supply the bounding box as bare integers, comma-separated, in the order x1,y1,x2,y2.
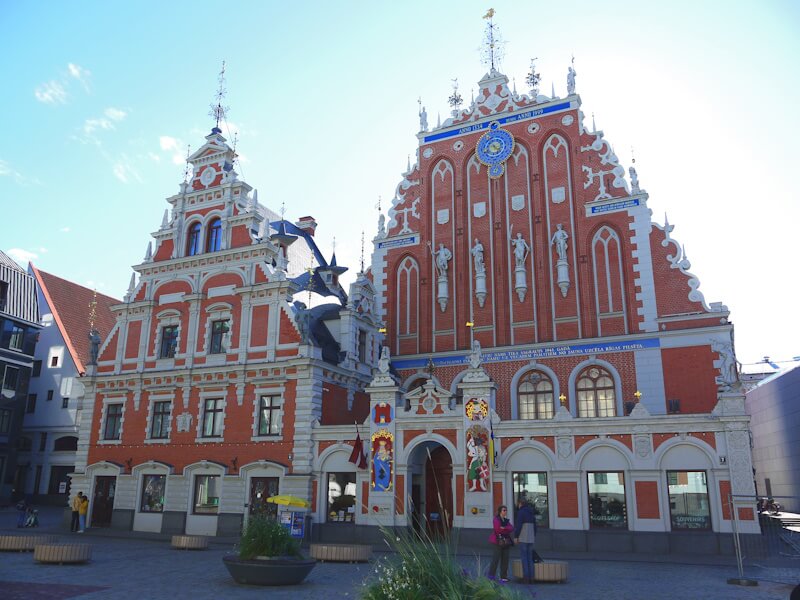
511,559,569,582
309,543,372,563
0,534,58,552
33,543,92,564
171,535,209,550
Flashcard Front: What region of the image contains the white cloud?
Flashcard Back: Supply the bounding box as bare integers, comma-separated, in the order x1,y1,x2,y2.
60,226,71,233
148,152,161,162
0,159,42,186
6,248,38,266
67,63,91,91
83,117,114,136
159,136,179,151
85,280,106,289
104,107,126,121
112,156,141,184
34,81,67,104
38,247,48,254
159,135,188,164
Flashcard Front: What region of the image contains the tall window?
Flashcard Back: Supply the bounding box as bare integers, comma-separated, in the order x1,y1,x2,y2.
160,325,178,359
186,222,201,256
140,474,166,512
576,366,616,417
257,395,281,436
32,360,42,377
327,472,357,523
588,471,627,529
513,472,550,528
26,393,37,413
9,324,24,351
518,371,554,420
104,403,123,440
209,320,229,354
358,330,367,363
667,471,711,530
150,401,171,439
202,398,223,438
206,218,222,252
0,409,11,433
193,474,220,514
2,366,19,398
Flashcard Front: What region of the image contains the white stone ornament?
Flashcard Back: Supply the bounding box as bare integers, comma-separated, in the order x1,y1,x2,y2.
527,122,540,134
551,187,566,204
473,202,486,218
437,209,450,225
200,167,216,187
453,141,464,151
422,147,433,159
510,232,530,301
551,224,571,298
561,115,574,126
429,242,452,312
472,238,487,307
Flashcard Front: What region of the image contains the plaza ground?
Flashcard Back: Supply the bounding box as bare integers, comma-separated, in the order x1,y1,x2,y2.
0,506,798,599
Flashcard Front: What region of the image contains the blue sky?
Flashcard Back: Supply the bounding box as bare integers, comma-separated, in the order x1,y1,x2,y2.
2,0,798,370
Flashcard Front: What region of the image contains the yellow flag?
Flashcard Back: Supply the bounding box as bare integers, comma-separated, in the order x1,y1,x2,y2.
483,8,495,19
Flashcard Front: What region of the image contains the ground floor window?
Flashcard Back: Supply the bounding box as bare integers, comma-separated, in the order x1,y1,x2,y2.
193,474,220,514
140,474,166,512
667,470,711,530
588,471,627,529
327,472,356,523
512,472,549,528
47,465,72,495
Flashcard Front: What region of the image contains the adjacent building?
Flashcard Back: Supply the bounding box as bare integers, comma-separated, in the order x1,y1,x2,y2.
0,251,40,504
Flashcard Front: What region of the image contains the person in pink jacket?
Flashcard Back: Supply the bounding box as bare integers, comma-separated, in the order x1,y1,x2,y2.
487,505,514,582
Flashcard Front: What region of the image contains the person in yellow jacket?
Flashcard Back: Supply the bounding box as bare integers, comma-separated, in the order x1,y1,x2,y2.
78,494,89,533
70,492,83,532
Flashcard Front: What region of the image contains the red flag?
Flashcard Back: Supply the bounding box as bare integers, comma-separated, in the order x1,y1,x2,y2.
349,433,363,465
357,447,368,470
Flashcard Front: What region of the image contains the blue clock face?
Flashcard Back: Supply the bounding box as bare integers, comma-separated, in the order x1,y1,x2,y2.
476,122,515,178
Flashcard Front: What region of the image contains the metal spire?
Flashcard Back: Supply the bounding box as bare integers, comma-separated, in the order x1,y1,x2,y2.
182,144,192,182
360,231,365,273
88,290,98,330
481,8,504,72
209,61,230,131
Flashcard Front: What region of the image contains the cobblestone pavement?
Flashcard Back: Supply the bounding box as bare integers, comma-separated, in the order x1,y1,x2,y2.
1,507,798,599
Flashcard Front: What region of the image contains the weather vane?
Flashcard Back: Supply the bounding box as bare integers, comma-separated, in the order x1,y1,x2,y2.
448,78,463,117
88,290,98,330
209,60,230,129
182,144,192,182
360,231,365,273
526,58,540,98
481,8,504,71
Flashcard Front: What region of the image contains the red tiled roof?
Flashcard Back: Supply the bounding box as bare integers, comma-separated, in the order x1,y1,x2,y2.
30,266,121,374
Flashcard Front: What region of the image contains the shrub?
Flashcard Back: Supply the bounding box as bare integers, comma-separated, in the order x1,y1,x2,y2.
238,516,301,560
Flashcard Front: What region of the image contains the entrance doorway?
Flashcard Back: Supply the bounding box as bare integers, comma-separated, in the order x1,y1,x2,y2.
408,442,453,538
92,476,116,527
248,477,279,520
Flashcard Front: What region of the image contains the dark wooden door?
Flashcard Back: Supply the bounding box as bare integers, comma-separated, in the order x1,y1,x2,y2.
425,446,453,537
92,476,116,527
248,477,279,519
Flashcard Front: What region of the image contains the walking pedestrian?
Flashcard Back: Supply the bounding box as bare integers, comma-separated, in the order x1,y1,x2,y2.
78,493,89,533
15,498,27,528
487,505,514,582
71,492,83,532
514,495,538,584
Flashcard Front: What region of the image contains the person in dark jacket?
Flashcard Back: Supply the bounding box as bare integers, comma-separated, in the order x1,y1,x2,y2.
513,496,538,584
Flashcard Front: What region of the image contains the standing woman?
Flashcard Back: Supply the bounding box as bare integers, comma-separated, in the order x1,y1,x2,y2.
78,494,89,533
487,505,514,582
514,496,537,584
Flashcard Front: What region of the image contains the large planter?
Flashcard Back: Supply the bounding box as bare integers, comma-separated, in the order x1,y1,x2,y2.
222,555,316,586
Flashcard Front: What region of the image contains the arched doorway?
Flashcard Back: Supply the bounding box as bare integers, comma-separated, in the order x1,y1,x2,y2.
407,442,453,538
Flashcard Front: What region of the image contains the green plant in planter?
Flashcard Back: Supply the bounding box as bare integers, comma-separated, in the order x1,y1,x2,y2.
238,516,302,560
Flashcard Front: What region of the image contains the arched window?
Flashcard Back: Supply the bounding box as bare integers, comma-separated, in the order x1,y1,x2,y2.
206,218,222,252
186,222,201,256
576,366,616,417
53,436,78,451
518,371,554,420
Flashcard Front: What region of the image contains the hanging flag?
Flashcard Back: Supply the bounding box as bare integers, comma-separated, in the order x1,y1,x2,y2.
349,433,364,465
357,446,368,470
489,419,498,468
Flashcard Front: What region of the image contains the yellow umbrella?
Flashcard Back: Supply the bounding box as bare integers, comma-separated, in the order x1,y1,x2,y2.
266,494,310,509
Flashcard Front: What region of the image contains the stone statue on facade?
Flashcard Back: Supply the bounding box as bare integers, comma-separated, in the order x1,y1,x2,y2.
293,301,313,344
378,346,391,374
432,243,452,277
468,340,483,369
88,329,101,365
567,65,576,95
629,166,640,193
419,105,428,132
711,340,741,389
471,238,485,274
551,224,569,261
511,233,530,268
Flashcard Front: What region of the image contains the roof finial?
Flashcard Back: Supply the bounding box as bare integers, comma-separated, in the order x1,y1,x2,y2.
631,146,636,164
182,144,192,182
376,195,381,212
591,112,596,132
525,57,540,100
280,201,286,221
448,78,463,117
481,8,503,72
360,230,365,273
88,289,98,330
567,54,577,95
209,60,229,132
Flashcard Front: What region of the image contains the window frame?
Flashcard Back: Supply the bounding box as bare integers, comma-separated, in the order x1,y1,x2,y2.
326,471,357,523
26,393,37,413
159,325,179,359
666,470,712,531
140,474,167,513
209,319,229,354
201,398,224,438
2,365,19,398
205,218,222,252
150,400,172,440
587,470,628,529
193,474,221,514
9,324,24,351
256,395,282,437
576,366,617,418
103,402,124,441
512,471,550,528
0,408,11,433
518,370,555,420
186,221,202,256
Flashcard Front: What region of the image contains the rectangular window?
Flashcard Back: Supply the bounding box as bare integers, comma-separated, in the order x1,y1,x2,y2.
2,366,19,398
0,281,7,311
26,393,37,413
512,472,550,528
358,330,367,363
50,355,59,367
193,474,220,514
150,401,171,439
62,397,69,408
9,324,24,351
104,403,123,440
140,474,166,512
201,398,223,438
0,409,11,433
39,432,47,451
46,389,54,401
667,470,711,530
327,472,357,523
160,325,178,359
257,395,281,436
588,471,627,529
209,320,228,354
32,360,42,377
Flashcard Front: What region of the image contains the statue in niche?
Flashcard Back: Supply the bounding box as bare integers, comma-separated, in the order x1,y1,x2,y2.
378,346,391,374
431,243,452,277
551,224,569,262
88,329,101,365
629,166,640,193
468,340,482,369
471,238,485,274
510,233,530,268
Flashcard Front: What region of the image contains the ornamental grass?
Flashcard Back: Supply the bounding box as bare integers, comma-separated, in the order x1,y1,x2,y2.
238,515,301,560
361,526,527,600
